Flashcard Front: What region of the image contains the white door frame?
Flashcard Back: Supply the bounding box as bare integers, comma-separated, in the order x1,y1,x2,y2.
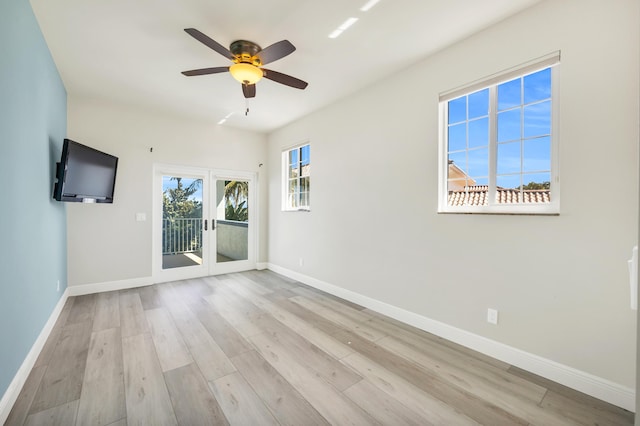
152,164,258,283
209,169,258,275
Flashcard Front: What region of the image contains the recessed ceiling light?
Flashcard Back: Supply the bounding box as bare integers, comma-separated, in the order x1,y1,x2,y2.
217,112,233,125
338,17,359,31
328,17,359,39
360,0,381,12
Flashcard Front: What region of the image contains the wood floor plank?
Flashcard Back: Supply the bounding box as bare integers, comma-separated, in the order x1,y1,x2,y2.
138,285,164,310
155,281,195,319
246,271,299,291
209,372,279,426
93,291,120,331
145,307,193,372
375,335,574,425
29,321,92,413
227,272,277,294
290,283,366,312
263,287,303,302
76,327,126,426
232,310,283,339
5,365,47,426
167,305,237,381
341,352,481,426
122,333,177,426
164,363,229,426
289,287,373,325
34,297,75,368
165,280,213,315
509,366,633,424
289,295,387,341
249,315,362,391
539,390,634,426
204,286,264,328
65,294,97,325
119,291,149,338
24,399,79,426
271,296,344,335
364,309,511,370
223,281,354,359
335,329,526,425
196,309,253,358
343,379,428,426
249,332,376,425
231,350,329,426
377,327,547,399
247,269,300,291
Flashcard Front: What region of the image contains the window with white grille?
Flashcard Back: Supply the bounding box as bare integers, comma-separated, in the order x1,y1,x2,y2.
439,53,559,214
282,143,310,211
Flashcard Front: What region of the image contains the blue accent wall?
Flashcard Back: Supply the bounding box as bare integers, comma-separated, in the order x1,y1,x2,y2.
0,0,67,398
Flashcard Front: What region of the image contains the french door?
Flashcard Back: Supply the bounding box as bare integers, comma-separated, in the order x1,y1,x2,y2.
153,165,256,283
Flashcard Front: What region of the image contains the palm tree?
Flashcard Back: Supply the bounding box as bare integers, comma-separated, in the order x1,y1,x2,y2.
224,180,248,209
224,181,248,221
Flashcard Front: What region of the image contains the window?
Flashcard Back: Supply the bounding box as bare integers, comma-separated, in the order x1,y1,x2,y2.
439,54,559,214
283,143,310,211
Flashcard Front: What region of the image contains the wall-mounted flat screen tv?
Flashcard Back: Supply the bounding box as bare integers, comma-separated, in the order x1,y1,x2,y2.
53,139,118,203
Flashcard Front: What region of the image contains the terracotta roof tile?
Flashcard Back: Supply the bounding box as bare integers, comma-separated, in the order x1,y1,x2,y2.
448,186,550,206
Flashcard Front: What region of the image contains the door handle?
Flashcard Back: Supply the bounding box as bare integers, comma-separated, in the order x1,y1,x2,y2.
204,219,207,231
211,219,215,230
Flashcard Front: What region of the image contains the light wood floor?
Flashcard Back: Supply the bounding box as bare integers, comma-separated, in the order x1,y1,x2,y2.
6,270,633,425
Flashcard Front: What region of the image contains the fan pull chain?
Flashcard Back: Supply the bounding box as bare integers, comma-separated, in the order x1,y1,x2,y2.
245,98,250,116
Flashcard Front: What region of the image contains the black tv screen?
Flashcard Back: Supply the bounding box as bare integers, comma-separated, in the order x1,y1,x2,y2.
53,139,118,203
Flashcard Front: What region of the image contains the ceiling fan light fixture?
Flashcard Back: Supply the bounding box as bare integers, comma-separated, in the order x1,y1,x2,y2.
229,63,263,85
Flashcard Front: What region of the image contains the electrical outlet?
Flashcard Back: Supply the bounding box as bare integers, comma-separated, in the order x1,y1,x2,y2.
57,280,60,292
487,308,499,325
299,258,304,266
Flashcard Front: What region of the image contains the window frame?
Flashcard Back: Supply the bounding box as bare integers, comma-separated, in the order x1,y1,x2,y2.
438,53,560,215
282,142,311,212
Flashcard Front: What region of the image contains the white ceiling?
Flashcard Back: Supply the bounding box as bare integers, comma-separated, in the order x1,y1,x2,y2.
30,0,542,133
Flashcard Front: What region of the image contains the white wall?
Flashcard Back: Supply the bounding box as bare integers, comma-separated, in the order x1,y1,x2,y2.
67,97,268,286
267,0,639,390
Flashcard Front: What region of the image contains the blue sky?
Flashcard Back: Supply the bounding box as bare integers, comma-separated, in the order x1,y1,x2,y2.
448,67,551,189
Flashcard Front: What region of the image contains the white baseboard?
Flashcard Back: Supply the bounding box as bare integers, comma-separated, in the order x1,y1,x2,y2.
267,263,635,412
67,276,153,296
0,289,70,425
256,262,268,270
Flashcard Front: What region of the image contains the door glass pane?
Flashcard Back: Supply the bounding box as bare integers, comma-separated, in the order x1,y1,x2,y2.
162,176,203,269
216,180,249,263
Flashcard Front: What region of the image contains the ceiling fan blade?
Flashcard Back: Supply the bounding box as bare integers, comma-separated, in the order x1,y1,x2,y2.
243,83,256,98
262,69,308,90
255,40,296,66
184,28,234,60
181,66,229,77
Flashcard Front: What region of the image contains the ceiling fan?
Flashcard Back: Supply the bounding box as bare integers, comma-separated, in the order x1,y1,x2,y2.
181,28,308,99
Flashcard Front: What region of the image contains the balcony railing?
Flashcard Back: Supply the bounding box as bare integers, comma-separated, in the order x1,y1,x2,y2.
162,218,202,255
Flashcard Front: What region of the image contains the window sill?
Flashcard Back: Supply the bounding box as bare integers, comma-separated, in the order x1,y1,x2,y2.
438,210,559,216
438,203,559,216
282,208,311,213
